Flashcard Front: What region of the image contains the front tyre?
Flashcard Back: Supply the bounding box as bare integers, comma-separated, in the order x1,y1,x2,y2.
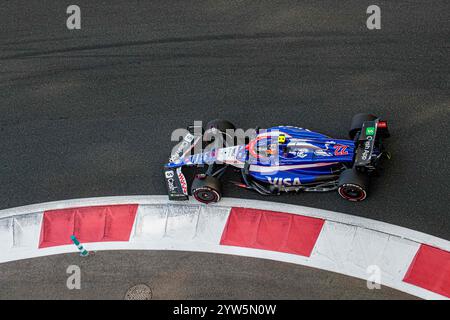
338,169,368,202
204,119,236,148
205,119,236,133
191,175,222,204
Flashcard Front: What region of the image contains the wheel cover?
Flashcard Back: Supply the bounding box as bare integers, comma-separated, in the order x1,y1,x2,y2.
193,187,219,203
338,184,367,201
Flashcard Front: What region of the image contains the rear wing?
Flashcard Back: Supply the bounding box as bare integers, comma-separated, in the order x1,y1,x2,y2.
354,119,389,168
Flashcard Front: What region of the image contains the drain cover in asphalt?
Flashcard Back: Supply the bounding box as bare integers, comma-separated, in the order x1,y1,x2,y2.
124,284,153,300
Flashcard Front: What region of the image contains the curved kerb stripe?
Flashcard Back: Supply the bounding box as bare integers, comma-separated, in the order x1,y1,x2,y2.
0,195,448,300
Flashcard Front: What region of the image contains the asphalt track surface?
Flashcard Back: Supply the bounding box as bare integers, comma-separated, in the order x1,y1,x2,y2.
0,250,415,299
0,1,448,299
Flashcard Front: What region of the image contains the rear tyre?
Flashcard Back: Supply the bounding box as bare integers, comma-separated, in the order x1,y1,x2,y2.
349,113,377,140
191,175,222,204
205,119,235,133
205,119,236,148
338,169,369,202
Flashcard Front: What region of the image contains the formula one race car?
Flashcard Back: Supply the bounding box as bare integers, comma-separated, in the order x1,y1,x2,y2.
164,114,390,203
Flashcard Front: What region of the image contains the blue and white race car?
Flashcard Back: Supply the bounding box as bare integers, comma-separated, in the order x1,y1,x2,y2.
164,114,390,203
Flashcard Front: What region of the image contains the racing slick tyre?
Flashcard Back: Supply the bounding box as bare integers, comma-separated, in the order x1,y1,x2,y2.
205,119,236,148
338,169,369,202
205,119,236,133
191,175,222,204
349,113,377,140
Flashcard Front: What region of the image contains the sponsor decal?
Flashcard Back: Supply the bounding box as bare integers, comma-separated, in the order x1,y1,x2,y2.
361,139,372,161
314,149,332,157
333,144,349,156
177,169,188,195
292,148,309,158
365,126,375,136
205,145,246,166
191,153,203,164
184,133,195,143
361,150,370,160
267,177,302,186
165,170,178,193
287,141,332,159
165,170,174,179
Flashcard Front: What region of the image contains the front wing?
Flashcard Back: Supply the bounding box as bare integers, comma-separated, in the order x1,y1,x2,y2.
163,167,189,201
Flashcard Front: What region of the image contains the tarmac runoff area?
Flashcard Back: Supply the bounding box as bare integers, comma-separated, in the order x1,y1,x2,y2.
0,250,416,300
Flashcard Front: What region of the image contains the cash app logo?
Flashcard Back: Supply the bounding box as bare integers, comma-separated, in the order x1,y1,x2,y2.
365,127,375,136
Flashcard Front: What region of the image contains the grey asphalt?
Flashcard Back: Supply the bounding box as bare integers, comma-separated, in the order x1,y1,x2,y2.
0,1,448,299
0,250,416,300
